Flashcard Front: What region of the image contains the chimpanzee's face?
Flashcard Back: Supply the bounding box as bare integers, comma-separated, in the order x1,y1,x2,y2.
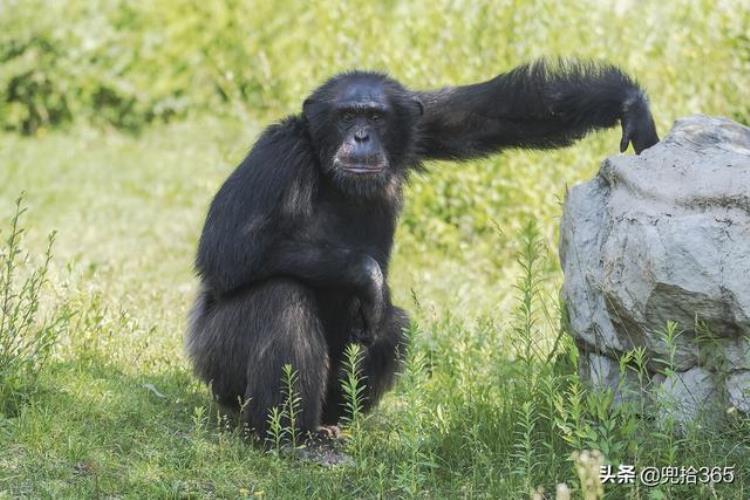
303,73,423,198
330,83,391,176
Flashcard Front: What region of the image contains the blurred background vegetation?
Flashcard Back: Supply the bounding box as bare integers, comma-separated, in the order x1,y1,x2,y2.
1,0,749,497
2,0,748,316
2,0,749,133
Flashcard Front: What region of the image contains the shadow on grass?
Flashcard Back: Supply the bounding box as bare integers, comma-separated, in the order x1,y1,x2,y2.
0,353,275,497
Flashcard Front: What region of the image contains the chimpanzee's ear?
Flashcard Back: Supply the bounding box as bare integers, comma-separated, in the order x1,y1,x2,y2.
302,98,314,120
412,96,424,117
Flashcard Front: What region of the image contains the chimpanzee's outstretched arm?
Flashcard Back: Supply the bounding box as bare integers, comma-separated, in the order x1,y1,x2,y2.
416,59,658,160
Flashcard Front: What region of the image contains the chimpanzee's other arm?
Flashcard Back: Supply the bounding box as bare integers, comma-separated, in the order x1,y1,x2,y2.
416,59,658,160
265,241,383,313
251,240,386,340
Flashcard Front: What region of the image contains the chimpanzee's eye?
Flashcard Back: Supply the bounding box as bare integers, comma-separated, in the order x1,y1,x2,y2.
371,112,382,122
342,111,355,122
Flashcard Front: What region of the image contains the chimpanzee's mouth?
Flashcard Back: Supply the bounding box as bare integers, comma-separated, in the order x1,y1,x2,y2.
334,158,388,175
344,164,385,174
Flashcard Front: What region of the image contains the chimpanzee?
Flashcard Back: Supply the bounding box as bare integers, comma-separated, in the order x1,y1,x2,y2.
186,59,658,440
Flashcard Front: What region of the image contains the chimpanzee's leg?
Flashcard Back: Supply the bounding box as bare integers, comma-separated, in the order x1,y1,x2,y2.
321,304,409,424
187,278,329,439
359,305,410,411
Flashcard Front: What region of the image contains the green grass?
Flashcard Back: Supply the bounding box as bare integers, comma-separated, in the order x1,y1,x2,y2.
1,0,749,498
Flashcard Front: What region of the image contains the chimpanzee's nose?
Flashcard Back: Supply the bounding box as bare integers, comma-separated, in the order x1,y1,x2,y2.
354,129,369,142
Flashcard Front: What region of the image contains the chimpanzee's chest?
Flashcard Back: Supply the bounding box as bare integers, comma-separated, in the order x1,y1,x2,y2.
301,192,399,269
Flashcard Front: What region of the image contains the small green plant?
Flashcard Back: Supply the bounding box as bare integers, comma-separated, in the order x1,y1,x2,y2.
281,363,302,447
266,406,286,453
512,399,540,494
340,342,367,462
0,195,68,416
340,342,366,427
265,363,302,451
511,220,545,369
657,320,683,373
393,324,437,496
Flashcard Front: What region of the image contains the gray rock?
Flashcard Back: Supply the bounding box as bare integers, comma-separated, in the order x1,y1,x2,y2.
560,115,750,422
657,367,723,425
578,352,656,407
727,371,750,413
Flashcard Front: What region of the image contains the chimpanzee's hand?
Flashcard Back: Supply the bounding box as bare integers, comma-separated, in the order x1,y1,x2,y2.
350,256,385,345
349,303,372,346
620,92,659,154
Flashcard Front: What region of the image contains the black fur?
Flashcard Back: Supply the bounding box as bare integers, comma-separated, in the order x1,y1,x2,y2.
186,59,658,440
